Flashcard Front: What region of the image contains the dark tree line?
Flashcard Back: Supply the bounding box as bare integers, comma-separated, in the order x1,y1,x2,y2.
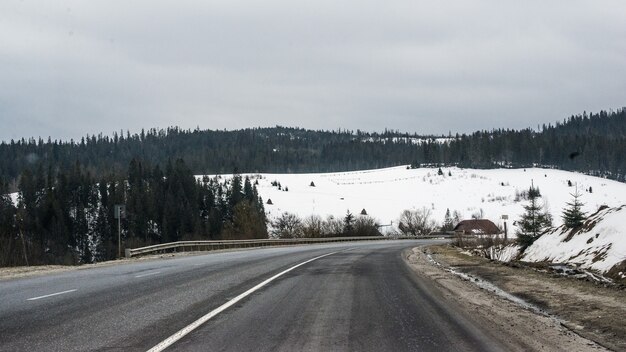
1,108,625,265
1,108,625,190
0,159,267,266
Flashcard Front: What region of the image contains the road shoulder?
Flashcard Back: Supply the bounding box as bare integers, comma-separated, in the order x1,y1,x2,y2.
403,245,610,352
0,249,255,281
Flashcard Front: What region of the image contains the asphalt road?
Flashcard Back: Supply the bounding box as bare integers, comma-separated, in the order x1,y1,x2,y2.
0,240,509,352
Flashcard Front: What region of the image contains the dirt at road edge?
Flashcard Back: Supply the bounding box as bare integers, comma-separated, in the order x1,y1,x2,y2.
404,245,612,352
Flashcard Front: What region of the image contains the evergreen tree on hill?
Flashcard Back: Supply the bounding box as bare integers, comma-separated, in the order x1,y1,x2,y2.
562,187,586,228
516,184,552,248
343,211,355,235
0,179,18,266
441,208,454,231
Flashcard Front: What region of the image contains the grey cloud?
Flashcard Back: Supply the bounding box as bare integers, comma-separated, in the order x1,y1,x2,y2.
1,0,625,141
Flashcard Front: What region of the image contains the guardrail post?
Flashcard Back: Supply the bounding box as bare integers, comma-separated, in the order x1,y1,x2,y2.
125,248,131,258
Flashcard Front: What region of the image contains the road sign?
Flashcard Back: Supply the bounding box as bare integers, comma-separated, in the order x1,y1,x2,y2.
114,205,126,219
501,215,509,240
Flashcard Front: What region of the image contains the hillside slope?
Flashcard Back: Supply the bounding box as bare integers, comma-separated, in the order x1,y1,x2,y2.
238,165,626,276
523,205,626,277
215,166,626,236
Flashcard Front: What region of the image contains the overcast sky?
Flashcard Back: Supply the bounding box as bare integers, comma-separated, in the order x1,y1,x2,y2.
1,1,625,141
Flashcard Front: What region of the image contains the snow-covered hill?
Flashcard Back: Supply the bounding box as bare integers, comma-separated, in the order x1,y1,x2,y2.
215,165,625,277
215,166,626,236
523,205,626,277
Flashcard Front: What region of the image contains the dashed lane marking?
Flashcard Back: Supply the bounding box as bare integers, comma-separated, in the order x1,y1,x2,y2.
135,271,162,278
27,289,77,301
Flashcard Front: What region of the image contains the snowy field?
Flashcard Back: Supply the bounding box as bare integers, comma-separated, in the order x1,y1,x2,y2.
214,165,626,274
214,166,626,236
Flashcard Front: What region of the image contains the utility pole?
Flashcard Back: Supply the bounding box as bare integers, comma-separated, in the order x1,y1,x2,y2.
114,205,126,259
118,214,121,258
16,212,29,266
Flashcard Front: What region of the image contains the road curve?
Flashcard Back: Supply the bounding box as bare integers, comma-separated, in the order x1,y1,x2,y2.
0,240,507,351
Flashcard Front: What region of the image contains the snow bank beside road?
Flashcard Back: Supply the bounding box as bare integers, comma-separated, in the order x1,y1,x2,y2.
523,205,626,274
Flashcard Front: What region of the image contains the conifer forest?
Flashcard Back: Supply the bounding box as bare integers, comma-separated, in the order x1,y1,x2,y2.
0,108,624,265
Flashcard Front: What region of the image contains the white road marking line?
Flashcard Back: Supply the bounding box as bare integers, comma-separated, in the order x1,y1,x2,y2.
135,271,162,278
147,251,340,352
27,289,77,301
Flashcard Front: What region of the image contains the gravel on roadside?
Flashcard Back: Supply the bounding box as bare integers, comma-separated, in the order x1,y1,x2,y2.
413,244,625,352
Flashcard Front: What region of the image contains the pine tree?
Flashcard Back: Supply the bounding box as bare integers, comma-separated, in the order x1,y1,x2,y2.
0,178,18,265
243,177,254,201
343,211,355,235
441,208,454,231
562,187,586,228
222,201,268,240
228,174,243,210
452,210,462,224
516,184,552,247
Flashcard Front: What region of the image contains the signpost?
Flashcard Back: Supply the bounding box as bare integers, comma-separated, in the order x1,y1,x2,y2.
114,205,126,258
501,214,509,240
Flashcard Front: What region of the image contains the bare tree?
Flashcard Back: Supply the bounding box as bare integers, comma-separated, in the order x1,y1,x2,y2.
322,215,344,237
354,215,380,236
302,214,324,238
397,208,436,236
271,212,303,238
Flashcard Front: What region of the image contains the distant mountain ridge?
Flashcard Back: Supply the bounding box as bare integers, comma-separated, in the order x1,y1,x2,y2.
1,108,625,186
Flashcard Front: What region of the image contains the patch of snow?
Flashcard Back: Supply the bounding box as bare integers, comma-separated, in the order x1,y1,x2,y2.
359,137,454,145
459,250,474,257
491,244,521,262
9,192,19,205
389,137,454,145
426,254,551,317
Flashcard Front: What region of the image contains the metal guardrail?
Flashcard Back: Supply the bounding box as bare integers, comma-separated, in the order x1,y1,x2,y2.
124,235,450,258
